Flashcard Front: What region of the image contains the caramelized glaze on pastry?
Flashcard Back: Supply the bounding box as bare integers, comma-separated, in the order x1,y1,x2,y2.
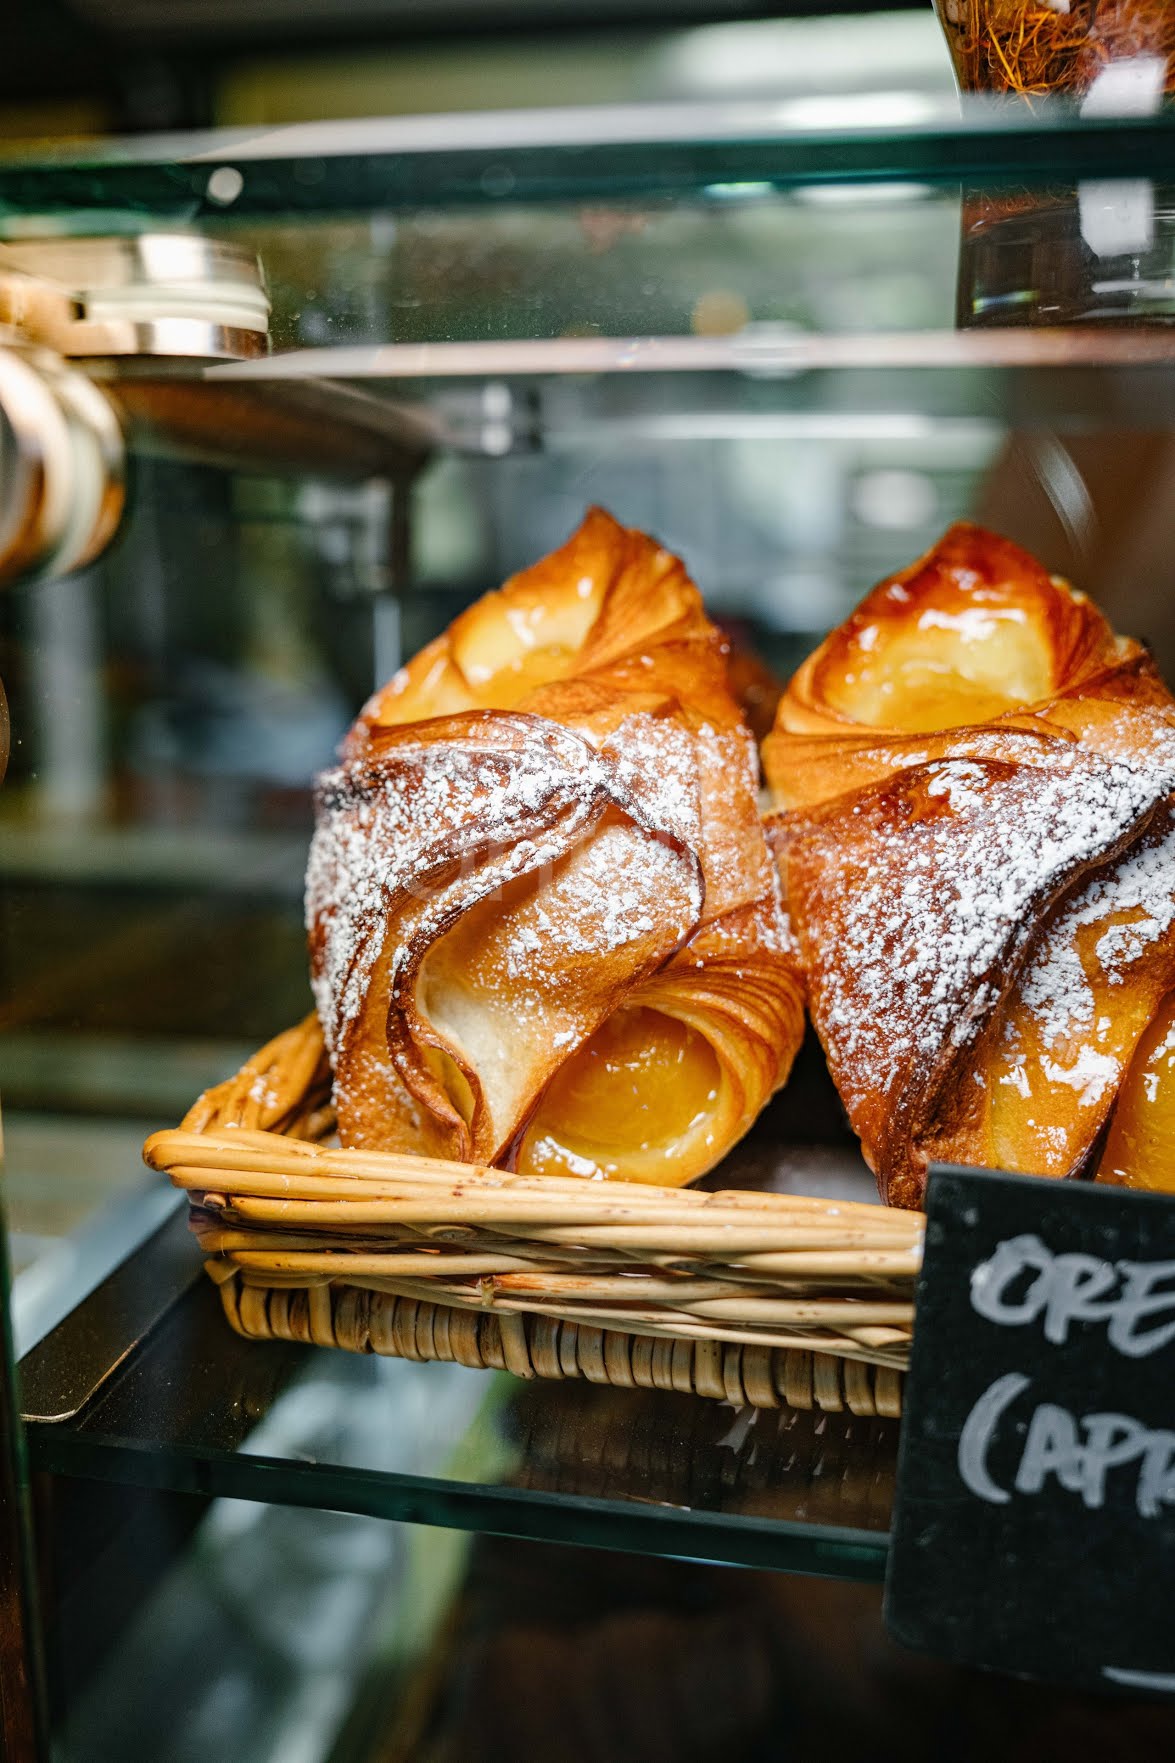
763,523,1175,1207
308,507,804,1184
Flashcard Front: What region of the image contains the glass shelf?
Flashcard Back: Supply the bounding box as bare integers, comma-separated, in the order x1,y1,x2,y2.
19,1135,895,1585
211,329,1175,380
6,99,1175,452
2,101,1175,221
89,345,1175,482
200,339,1175,453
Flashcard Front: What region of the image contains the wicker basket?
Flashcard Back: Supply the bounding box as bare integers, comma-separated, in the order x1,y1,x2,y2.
145,1016,922,1419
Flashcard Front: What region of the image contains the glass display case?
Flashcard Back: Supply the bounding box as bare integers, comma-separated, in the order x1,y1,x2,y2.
4,80,1175,1758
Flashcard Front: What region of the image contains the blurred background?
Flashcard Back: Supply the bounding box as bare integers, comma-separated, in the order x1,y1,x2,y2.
4,0,937,138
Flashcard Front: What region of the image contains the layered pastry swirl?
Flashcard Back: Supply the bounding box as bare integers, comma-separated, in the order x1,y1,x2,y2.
307,508,804,1185
764,524,1175,1208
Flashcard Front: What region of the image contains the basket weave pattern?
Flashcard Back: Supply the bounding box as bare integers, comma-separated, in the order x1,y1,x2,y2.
146,1017,921,1418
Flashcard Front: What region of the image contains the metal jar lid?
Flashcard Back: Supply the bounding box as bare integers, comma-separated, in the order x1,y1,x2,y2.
0,343,125,587
0,234,269,362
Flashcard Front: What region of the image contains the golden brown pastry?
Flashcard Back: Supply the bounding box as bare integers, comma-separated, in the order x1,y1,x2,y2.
308,507,804,1185
763,523,1175,1208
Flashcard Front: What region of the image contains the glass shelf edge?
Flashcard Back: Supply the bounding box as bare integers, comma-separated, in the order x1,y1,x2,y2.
204,329,1175,386
3,106,1175,219
24,1424,890,1581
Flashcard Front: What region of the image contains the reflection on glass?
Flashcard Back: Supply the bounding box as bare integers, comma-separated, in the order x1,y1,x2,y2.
957,180,1175,328
502,1378,896,1533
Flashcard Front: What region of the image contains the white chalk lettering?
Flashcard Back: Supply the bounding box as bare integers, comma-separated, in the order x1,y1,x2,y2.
1014,1403,1085,1499
1137,1432,1175,1519
1109,1261,1175,1358
969,1234,1054,1326
958,1375,1175,1518
957,1371,1027,1504
1079,1414,1151,1508
969,1235,1175,1358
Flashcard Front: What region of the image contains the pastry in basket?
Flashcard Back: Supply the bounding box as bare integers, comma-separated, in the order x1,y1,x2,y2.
763,522,1175,1208
307,506,804,1185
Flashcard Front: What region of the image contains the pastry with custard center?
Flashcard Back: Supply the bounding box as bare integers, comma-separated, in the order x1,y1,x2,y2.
308,506,804,1185
764,522,1175,1206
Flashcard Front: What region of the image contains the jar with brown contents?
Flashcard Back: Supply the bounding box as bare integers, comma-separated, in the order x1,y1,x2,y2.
935,0,1175,101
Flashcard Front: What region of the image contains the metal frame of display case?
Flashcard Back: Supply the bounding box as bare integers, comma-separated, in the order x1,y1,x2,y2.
0,1223,48,1763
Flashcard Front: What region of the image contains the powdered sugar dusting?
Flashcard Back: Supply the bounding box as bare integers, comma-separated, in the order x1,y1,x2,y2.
1142,1015,1175,1104
307,711,711,1066
307,722,612,1055
501,827,688,966
925,760,990,814
800,748,1172,1113
606,712,700,850
1017,812,1175,1051
999,1057,1031,1098
1040,1047,1119,1106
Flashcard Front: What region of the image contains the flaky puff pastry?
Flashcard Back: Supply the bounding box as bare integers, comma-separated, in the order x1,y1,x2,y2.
763,523,1175,1208
308,507,803,1185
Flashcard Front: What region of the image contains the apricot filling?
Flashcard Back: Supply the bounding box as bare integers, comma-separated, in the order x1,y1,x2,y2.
517,1005,721,1183
823,605,1054,731
1099,993,1175,1192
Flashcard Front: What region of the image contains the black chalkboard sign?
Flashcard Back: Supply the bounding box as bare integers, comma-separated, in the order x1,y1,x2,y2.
885,1164,1175,1694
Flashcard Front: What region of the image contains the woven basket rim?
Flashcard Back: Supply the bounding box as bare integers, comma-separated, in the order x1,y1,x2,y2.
145,1013,917,1414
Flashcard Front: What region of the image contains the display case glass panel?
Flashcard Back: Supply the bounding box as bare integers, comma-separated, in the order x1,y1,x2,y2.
2,100,1174,1669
